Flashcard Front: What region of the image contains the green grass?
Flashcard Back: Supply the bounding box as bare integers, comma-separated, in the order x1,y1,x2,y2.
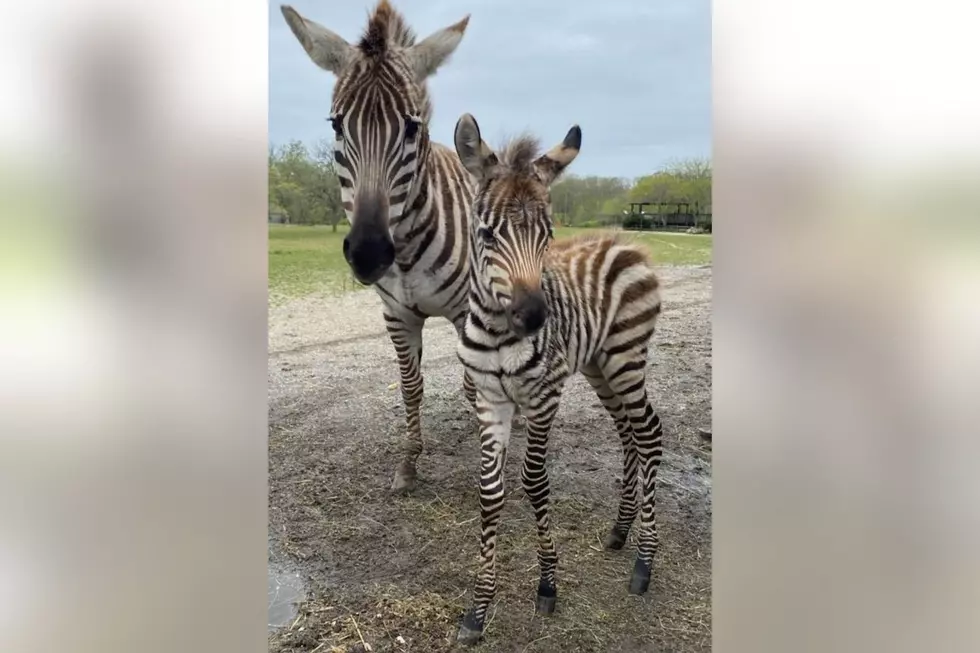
556,226,713,266
269,224,712,303
269,224,355,305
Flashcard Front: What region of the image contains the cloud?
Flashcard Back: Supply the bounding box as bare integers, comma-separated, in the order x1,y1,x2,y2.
269,0,710,177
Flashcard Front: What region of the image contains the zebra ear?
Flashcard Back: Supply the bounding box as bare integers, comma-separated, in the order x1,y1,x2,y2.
454,113,497,181
281,5,354,76
408,15,470,80
534,125,582,186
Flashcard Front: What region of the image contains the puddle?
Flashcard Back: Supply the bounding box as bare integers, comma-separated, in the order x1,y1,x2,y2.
268,564,305,632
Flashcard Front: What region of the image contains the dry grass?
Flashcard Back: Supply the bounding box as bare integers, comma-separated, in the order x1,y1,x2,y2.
270,456,711,653
268,266,712,652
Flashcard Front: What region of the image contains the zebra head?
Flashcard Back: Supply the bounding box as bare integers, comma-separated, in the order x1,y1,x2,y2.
454,114,581,337
281,2,470,284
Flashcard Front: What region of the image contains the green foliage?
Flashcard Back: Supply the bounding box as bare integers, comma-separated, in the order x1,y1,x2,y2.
545,157,711,226
266,143,710,230
629,157,712,212
269,139,344,229
622,214,656,230
550,175,631,226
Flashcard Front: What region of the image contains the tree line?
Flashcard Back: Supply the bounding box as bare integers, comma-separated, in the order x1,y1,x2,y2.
269,139,344,229
269,139,711,229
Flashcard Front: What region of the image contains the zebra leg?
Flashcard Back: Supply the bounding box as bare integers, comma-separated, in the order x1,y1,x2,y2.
582,363,639,551
457,394,515,645
462,369,520,427
462,370,477,411
521,397,561,615
452,319,479,412
386,314,425,494
601,355,663,595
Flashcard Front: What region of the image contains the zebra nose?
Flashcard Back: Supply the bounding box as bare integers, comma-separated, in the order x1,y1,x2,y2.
508,291,548,335
343,233,394,283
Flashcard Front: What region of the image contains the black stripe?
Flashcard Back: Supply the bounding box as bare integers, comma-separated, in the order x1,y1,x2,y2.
605,329,655,357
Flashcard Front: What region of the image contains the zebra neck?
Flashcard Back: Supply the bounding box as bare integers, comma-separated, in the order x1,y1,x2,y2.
466,285,510,337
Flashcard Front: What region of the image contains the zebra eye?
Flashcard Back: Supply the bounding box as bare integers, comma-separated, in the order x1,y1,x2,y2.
477,225,495,246
329,115,344,138
404,118,420,141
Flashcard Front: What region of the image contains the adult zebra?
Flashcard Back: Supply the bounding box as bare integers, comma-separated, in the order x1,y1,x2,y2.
281,2,477,493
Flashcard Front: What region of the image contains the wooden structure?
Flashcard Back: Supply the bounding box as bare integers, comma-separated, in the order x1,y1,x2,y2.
623,201,711,232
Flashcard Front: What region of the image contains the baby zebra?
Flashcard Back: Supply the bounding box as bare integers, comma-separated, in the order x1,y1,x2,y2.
452,114,664,644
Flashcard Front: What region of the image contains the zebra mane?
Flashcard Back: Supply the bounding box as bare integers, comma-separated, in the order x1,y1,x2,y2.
498,135,542,176
359,0,418,57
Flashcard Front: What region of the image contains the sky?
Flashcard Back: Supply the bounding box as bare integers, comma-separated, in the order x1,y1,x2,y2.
269,0,710,179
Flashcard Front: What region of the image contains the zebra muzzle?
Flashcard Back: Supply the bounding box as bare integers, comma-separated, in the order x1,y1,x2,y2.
507,287,548,337
343,231,394,284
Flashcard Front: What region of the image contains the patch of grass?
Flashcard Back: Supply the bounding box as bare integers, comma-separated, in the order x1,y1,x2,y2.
270,586,465,653
269,224,712,303
269,476,711,653
269,224,356,305
558,228,713,267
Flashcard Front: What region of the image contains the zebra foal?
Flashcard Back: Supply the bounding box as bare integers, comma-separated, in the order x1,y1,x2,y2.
281,2,480,493
452,114,665,644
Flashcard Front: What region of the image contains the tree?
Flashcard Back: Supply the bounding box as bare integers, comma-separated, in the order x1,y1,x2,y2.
268,140,345,227
550,175,631,226
662,157,712,212
628,157,712,222
267,140,710,231
629,172,685,204
310,139,344,231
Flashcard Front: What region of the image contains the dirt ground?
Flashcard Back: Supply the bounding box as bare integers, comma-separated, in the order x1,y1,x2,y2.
268,265,712,653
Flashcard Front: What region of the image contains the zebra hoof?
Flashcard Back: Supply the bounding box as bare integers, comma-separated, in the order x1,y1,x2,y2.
629,558,651,595
535,594,557,614
456,611,484,645
536,581,557,614
604,527,628,551
390,467,417,494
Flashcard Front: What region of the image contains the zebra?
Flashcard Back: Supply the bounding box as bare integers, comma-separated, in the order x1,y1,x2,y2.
280,2,480,493
451,114,664,644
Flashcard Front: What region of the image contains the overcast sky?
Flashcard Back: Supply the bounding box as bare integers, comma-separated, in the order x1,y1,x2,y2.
269,0,710,179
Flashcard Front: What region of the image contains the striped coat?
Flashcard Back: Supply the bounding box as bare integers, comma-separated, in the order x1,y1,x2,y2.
452,114,664,644
282,1,478,492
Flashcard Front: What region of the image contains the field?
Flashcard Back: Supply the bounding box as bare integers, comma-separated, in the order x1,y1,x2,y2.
268,224,713,652
269,224,712,304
